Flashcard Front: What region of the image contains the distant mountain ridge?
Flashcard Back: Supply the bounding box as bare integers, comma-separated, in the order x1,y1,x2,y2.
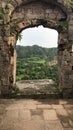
16,45,57,61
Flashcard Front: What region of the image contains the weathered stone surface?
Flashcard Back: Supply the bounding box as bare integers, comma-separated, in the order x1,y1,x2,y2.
19,110,31,121
45,121,64,130
43,109,58,121
0,99,73,130
37,104,52,109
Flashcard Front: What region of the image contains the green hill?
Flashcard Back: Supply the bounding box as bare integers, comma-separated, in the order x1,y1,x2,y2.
16,45,57,61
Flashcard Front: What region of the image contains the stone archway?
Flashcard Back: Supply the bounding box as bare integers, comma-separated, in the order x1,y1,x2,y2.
0,0,73,96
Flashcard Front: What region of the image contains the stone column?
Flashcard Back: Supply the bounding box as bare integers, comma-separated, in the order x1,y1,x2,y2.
58,28,72,97
0,38,12,95
66,12,73,96
0,2,12,95
58,12,73,97
0,34,16,95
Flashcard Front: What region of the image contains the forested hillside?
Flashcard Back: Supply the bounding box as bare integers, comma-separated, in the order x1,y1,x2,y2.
16,45,57,61
16,45,58,82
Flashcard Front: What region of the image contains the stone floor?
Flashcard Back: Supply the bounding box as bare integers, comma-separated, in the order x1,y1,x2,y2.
0,99,73,130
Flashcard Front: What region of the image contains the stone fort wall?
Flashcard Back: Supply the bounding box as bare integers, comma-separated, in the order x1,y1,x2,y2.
0,0,73,96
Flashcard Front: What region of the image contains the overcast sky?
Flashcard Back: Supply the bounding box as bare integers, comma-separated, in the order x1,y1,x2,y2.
17,25,58,48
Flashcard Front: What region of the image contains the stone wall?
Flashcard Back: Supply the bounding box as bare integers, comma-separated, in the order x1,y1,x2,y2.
0,0,73,96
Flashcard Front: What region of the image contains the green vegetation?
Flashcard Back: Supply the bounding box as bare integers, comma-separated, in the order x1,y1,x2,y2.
16,45,58,83
5,3,10,10
67,0,73,6
58,21,68,29
16,33,23,41
0,12,4,19
12,85,20,94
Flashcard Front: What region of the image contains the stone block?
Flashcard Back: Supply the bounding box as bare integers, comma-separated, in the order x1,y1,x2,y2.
43,110,58,121
45,121,63,130
24,103,36,110
56,108,68,117
37,104,52,109
49,13,56,19
52,105,64,109
69,31,73,40
69,74,73,82
19,110,31,121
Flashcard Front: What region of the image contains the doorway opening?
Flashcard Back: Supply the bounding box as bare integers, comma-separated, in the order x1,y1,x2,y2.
16,25,59,95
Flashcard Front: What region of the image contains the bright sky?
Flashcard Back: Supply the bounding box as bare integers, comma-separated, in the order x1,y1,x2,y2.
17,25,58,48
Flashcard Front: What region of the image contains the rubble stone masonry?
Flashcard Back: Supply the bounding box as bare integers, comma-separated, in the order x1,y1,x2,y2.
0,0,73,96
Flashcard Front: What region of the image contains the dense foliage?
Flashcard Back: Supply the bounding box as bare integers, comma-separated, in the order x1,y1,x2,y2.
16,45,58,83
16,45,57,61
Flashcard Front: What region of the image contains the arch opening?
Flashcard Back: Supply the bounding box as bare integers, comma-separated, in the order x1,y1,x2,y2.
16,25,59,94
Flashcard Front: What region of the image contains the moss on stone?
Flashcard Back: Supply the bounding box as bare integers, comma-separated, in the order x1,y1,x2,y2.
12,85,20,94
0,12,4,19
5,3,10,10
57,21,68,29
